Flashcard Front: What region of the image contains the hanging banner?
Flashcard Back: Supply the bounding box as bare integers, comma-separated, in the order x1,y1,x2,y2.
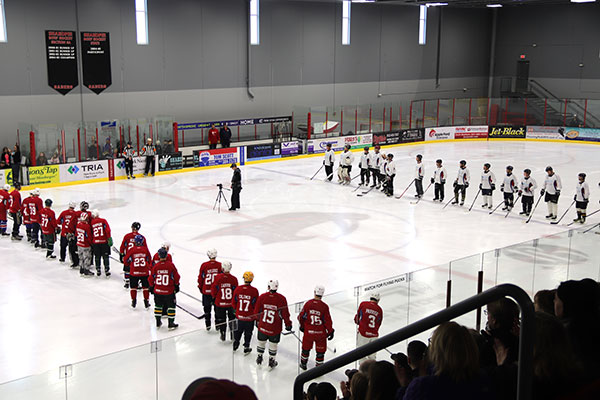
45,30,78,95
81,32,112,94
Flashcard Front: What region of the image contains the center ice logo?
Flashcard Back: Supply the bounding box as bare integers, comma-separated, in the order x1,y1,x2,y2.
68,165,80,174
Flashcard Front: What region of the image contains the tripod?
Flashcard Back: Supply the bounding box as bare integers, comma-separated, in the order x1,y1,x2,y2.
213,185,230,213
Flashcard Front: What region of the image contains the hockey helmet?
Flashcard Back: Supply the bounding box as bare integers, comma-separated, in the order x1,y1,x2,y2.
387,154,394,160
416,154,422,160
243,271,254,283
545,166,553,172
3,184,10,191
68,201,77,209
207,248,218,259
147,137,153,143
459,160,466,166
222,261,232,273
45,199,53,207
344,144,351,150
506,165,513,171
524,169,531,175
161,241,171,250
134,234,144,246
268,279,279,291
484,163,491,169
157,247,168,259
325,143,332,148
579,173,586,180
436,159,442,164
80,201,89,211
79,213,88,222
370,292,381,302
131,221,141,231
91,209,99,218
33,188,41,196
363,146,369,151
314,285,325,297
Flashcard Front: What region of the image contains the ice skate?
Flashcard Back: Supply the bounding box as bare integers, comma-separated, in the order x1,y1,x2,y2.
168,320,178,330
131,299,137,308
268,358,278,369
256,354,263,365
243,347,252,356
233,342,240,352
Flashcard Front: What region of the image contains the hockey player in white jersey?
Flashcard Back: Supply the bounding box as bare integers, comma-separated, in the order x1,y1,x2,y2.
369,145,383,188
359,147,371,186
452,160,470,206
323,143,335,182
519,169,537,216
338,145,355,185
480,163,496,209
379,154,388,192
573,173,590,224
501,166,519,211
541,166,562,220
431,159,447,202
414,154,425,198
384,154,396,197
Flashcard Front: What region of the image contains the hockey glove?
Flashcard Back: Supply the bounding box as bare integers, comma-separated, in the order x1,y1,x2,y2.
299,325,304,333
55,227,61,235
465,182,469,188
441,180,446,185
518,190,523,196
540,189,545,196
174,284,180,293
430,178,435,184
453,181,457,188
285,325,292,332
328,330,335,341
574,195,577,201
119,253,124,263
149,286,154,294
108,237,113,247
479,184,483,190
556,190,560,197
491,184,496,191
255,320,259,328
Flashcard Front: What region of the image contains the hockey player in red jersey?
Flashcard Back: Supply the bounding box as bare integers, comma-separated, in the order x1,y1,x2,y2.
211,261,238,341
90,209,112,277
232,271,259,354
21,191,33,242
124,234,152,309
152,241,173,266
354,292,383,361
76,201,92,223
57,202,78,264
40,199,59,259
149,248,180,329
254,280,293,369
8,183,22,240
26,188,43,247
198,248,222,330
298,285,334,370
0,184,10,237
120,222,147,288
76,213,94,276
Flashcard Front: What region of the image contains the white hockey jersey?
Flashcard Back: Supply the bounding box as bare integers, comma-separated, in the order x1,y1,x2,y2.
380,158,388,174
433,167,447,184
369,152,381,169
340,151,355,167
359,153,370,169
543,174,562,195
520,176,537,197
415,163,425,180
501,174,519,193
456,167,470,185
323,150,335,167
481,170,496,190
386,160,396,176
575,181,590,202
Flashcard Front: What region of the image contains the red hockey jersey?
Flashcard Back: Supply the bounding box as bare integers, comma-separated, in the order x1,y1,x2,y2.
233,284,259,321
149,261,180,295
76,221,92,248
58,209,77,236
0,190,9,219
254,291,292,336
211,273,238,308
8,190,21,214
90,217,111,244
24,196,42,223
197,260,222,295
40,208,58,235
124,245,152,277
298,299,333,337
120,232,148,255
354,301,383,338
152,251,172,266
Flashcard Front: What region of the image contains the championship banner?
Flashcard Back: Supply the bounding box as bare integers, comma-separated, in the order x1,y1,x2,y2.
564,127,600,142
59,160,109,183
45,30,78,95
246,144,281,161
425,127,455,141
488,126,526,139
81,32,112,94
196,148,242,168
158,152,183,171
28,165,60,186
281,141,300,157
526,126,566,140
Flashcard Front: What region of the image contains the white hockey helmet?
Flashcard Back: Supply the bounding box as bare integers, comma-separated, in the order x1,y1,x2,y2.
91,209,99,218
207,248,218,259
68,201,77,209
314,285,325,297
3,184,10,191
268,280,279,291
161,241,171,250
33,188,41,196
222,261,232,273
370,292,381,302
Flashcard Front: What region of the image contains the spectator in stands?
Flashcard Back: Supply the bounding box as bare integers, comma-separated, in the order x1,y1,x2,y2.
220,123,232,148
391,352,413,399
208,124,220,149
181,378,258,400
407,340,429,377
359,359,375,375
555,279,600,381
36,152,48,166
49,151,60,164
366,361,400,400
11,144,21,183
345,371,368,400
404,322,490,400
102,137,113,159
0,160,6,169
88,139,98,160
2,147,11,167
305,382,318,400
484,297,520,366
534,289,555,315
163,139,174,154
314,382,337,400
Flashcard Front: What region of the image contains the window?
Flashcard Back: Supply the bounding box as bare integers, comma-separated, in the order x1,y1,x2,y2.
418,5,427,45
0,0,7,43
250,0,259,45
342,0,351,45
135,0,148,45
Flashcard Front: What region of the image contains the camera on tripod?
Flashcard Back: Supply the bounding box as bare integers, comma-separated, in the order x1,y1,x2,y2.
217,183,223,189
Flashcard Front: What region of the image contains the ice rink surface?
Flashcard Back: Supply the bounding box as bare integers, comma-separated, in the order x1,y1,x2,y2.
1,140,599,399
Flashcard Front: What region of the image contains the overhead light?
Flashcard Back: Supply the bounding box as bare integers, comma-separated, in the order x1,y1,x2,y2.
351,0,376,3
426,2,448,6
571,0,596,3
486,4,503,7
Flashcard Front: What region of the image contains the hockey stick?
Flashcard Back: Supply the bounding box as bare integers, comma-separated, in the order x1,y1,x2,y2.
411,182,432,204
442,197,454,209
582,222,600,234
179,290,204,303
468,188,481,212
488,200,504,215
310,165,324,180
525,195,543,224
291,331,337,353
395,179,415,200
568,208,600,227
357,186,376,197
505,194,522,218
551,200,575,225
350,173,360,182
176,303,205,319
352,184,363,193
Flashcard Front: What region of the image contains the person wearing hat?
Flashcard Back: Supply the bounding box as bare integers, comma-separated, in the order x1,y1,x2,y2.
323,143,335,181
338,144,355,185
141,138,157,177
122,141,136,179
541,166,562,220
519,169,537,216
452,160,470,206
573,173,590,224
501,165,518,212
480,163,496,209
0,184,10,237
149,247,180,329
298,285,334,370
229,163,242,211
8,182,22,240
354,293,383,361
